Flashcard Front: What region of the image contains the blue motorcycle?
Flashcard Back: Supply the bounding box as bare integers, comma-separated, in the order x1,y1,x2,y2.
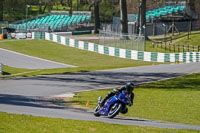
94,90,131,118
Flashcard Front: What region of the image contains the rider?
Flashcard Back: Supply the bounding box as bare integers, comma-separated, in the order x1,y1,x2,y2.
99,82,135,109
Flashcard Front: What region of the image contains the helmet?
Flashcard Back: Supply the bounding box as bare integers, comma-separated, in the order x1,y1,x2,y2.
125,82,134,93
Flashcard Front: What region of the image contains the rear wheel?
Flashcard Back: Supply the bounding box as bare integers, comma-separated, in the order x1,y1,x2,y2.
108,103,122,118
94,106,101,117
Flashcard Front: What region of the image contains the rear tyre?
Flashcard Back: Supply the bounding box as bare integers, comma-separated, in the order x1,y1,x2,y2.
108,103,122,118
94,106,101,117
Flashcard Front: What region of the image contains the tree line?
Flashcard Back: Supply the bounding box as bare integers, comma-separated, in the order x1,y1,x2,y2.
0,0,117,22
0,0,197,35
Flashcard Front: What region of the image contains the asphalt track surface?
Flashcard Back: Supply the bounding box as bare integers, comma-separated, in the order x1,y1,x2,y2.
0,48,75,69
1,62,200,130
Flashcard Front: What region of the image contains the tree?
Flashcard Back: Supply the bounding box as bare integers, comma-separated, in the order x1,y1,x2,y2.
76,0,79,11
38,0,57,14
99,0,117,22
60,0,65,6
120,0,128,34
3,0,27,21
187,0,195,12
138,0,146,37
69,0,73,15
94,0,101,33
88,0,101,33
80,0,88,5
0,0,4,21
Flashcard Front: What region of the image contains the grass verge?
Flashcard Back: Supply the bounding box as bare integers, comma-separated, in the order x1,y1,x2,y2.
0,65,32,76
77,32,200,53
0,40,153,77
174,33,200,46
0,112,198,133
147,31,200,53
72,73,200,125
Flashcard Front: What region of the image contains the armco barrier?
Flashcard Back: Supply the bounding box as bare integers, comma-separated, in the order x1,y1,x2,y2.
44,32,200,63
32,32,45,40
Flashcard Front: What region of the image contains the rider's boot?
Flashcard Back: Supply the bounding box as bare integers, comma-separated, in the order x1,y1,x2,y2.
99,98,106,107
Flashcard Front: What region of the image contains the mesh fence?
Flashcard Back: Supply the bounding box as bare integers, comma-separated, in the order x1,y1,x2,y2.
101,23,136,35
99,30,145,51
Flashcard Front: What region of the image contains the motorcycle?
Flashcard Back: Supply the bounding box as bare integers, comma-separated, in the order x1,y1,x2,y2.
94,90,131,118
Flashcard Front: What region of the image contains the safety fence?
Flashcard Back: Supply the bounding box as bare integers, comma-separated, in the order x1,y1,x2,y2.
152,42,200,52
99,30,145,51
44,32,200,63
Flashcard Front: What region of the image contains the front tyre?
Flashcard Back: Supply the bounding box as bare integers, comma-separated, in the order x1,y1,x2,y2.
94,106,101,117
121,107,128,114
108,103,122,118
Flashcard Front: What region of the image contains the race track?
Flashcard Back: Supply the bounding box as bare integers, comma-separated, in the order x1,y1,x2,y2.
0,48,75,69
1,62,200,130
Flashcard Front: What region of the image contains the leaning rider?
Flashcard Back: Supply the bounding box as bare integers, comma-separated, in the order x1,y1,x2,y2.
99,82,135,109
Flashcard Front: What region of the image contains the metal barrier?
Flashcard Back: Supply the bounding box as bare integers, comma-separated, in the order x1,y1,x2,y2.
99,30,145,51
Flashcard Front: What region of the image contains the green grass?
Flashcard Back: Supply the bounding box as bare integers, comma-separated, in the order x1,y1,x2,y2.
0,112,198,133
0,40,152,77
0,65,35,78
147,31,200,53
72,73,200,125
98,33,200,53
175,33,200,46
73,33,99,37
1,65,32,75
99,39,167,52
145,41,175,53
149,31,200,43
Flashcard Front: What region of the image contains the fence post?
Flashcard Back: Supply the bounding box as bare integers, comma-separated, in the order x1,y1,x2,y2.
0,63,3,75
178,44,180,52
183,45,184,53
170,36,172,44
173,44,175,52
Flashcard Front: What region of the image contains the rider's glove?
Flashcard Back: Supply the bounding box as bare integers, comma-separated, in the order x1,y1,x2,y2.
113,88,120,94
113,88,118,92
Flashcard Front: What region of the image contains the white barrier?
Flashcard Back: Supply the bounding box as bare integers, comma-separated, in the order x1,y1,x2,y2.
44,32,200,63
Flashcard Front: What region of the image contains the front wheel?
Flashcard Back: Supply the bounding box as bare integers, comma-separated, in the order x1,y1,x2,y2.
94,106,101,117
108,103,122,118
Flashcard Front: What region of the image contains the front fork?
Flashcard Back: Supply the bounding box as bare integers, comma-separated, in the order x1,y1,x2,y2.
98,96,102,105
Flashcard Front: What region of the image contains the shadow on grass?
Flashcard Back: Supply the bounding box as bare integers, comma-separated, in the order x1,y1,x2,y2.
2,72,11,75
